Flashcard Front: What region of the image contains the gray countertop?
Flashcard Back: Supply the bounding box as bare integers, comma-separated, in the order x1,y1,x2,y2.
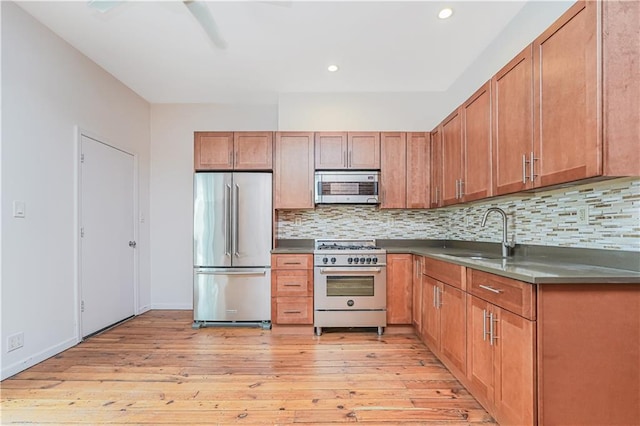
273,239,640,285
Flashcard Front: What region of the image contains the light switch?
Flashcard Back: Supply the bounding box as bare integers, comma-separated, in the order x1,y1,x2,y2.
13,201,26,218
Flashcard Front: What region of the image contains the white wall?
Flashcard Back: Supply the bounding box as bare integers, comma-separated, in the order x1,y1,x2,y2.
149,104,277,309
278,1,575,131
1,2,151,379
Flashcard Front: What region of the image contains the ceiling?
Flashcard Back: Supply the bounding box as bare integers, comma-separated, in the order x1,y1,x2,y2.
17,1,538,105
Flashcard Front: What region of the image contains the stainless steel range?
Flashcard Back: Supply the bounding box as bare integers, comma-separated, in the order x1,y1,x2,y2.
313,239,387,336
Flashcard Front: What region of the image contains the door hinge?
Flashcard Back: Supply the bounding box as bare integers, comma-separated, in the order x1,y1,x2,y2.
81,300,85,313
81,153,85,163
80,227,85,238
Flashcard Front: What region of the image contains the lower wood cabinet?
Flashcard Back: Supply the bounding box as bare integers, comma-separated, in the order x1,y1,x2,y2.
271,254,313,325
386,254,413,324
467,295,535,426
411,256,423,332
421,276,466,375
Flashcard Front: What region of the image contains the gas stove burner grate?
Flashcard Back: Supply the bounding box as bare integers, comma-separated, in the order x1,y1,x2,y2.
316,244,381,251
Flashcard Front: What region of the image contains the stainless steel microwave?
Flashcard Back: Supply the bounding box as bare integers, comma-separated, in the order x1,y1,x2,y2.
314,171,380,204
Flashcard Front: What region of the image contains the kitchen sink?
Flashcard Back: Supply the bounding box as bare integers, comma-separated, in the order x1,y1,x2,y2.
445,253,507,260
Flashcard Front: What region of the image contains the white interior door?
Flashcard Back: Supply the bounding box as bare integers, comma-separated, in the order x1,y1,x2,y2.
80,134,135,338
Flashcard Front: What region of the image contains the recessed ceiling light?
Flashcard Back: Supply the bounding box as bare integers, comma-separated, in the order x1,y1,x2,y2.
327,65,339,72
438,8,453,19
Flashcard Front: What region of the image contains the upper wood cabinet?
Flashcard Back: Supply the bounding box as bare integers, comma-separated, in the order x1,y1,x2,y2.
441,109,464,206
194,131,273,171
380,132,406,209
315,132,380,170
462,81,492,202
380,132,430,209
533,1,600,187
492,0,639,195
492,45,534,196
430,127,443,208
441,82,492,207
274,132,314,209
406,132,430,209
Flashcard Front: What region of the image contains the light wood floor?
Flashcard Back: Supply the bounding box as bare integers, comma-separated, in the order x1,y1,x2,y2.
1,310,495,425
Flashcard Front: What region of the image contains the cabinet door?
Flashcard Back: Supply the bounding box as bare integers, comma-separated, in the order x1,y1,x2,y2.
274,132,314,209
272,270,312,297
194,132,234,170
440,284,466,375
421,276,440,349
380,133,407,209
466,296,495,406
412,256,423,332
315,132,348,170
533,1,600,187
234,132,273,170
430,127,443,208
406,132,430,209
441,109,463,206
348,132,380,169
493,307,535,426
274,297,313,324
492,46,534,195
462,82,492,202
386,254,413,324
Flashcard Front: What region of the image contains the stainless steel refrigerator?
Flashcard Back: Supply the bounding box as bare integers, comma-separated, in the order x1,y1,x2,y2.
193,172,272,329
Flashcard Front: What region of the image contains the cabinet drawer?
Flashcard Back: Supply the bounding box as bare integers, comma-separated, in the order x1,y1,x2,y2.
275,297,313,324
468,269,535,320
272,270,312,296
272,254,312,269
423,257,466,290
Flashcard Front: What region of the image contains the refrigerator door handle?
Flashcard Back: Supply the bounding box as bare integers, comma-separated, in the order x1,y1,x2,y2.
224,184,232,257
195,268,266,276
233,183,240,257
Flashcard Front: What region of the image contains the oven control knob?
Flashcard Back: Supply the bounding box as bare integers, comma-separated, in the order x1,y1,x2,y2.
347,300,354,307
360,257,365,263
372,257,378,264
353,258,359,263
348,257,353,264
365,258,371,264
331,257,336,264
322,257,328,264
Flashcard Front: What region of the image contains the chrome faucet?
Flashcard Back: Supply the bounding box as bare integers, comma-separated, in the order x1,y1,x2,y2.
481,207,515,257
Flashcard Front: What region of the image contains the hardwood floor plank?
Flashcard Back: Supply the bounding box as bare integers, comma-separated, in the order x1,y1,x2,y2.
0,310,495,424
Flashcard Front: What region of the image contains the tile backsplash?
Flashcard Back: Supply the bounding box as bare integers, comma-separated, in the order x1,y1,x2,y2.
276,177,640,251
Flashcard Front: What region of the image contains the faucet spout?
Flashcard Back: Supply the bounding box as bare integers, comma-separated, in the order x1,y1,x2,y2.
481,207,515,257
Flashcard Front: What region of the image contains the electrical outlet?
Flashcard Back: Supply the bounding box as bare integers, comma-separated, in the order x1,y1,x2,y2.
294,217,302,226
577,206,589,225
387,217,396,227
7,332,24,352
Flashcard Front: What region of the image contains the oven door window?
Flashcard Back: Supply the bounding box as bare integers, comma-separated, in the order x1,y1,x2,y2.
326,276,375,297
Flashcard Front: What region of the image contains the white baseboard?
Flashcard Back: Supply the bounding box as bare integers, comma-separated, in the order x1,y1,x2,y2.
1,337,78,380
150,303,192,310
137,304,151,314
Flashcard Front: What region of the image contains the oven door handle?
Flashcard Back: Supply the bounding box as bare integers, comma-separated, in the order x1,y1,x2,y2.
319,267,383,274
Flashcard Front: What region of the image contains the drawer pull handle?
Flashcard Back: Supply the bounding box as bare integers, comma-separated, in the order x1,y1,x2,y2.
479,284,502,294
283,262,301,265
284,284,302,287
283,310,301,314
